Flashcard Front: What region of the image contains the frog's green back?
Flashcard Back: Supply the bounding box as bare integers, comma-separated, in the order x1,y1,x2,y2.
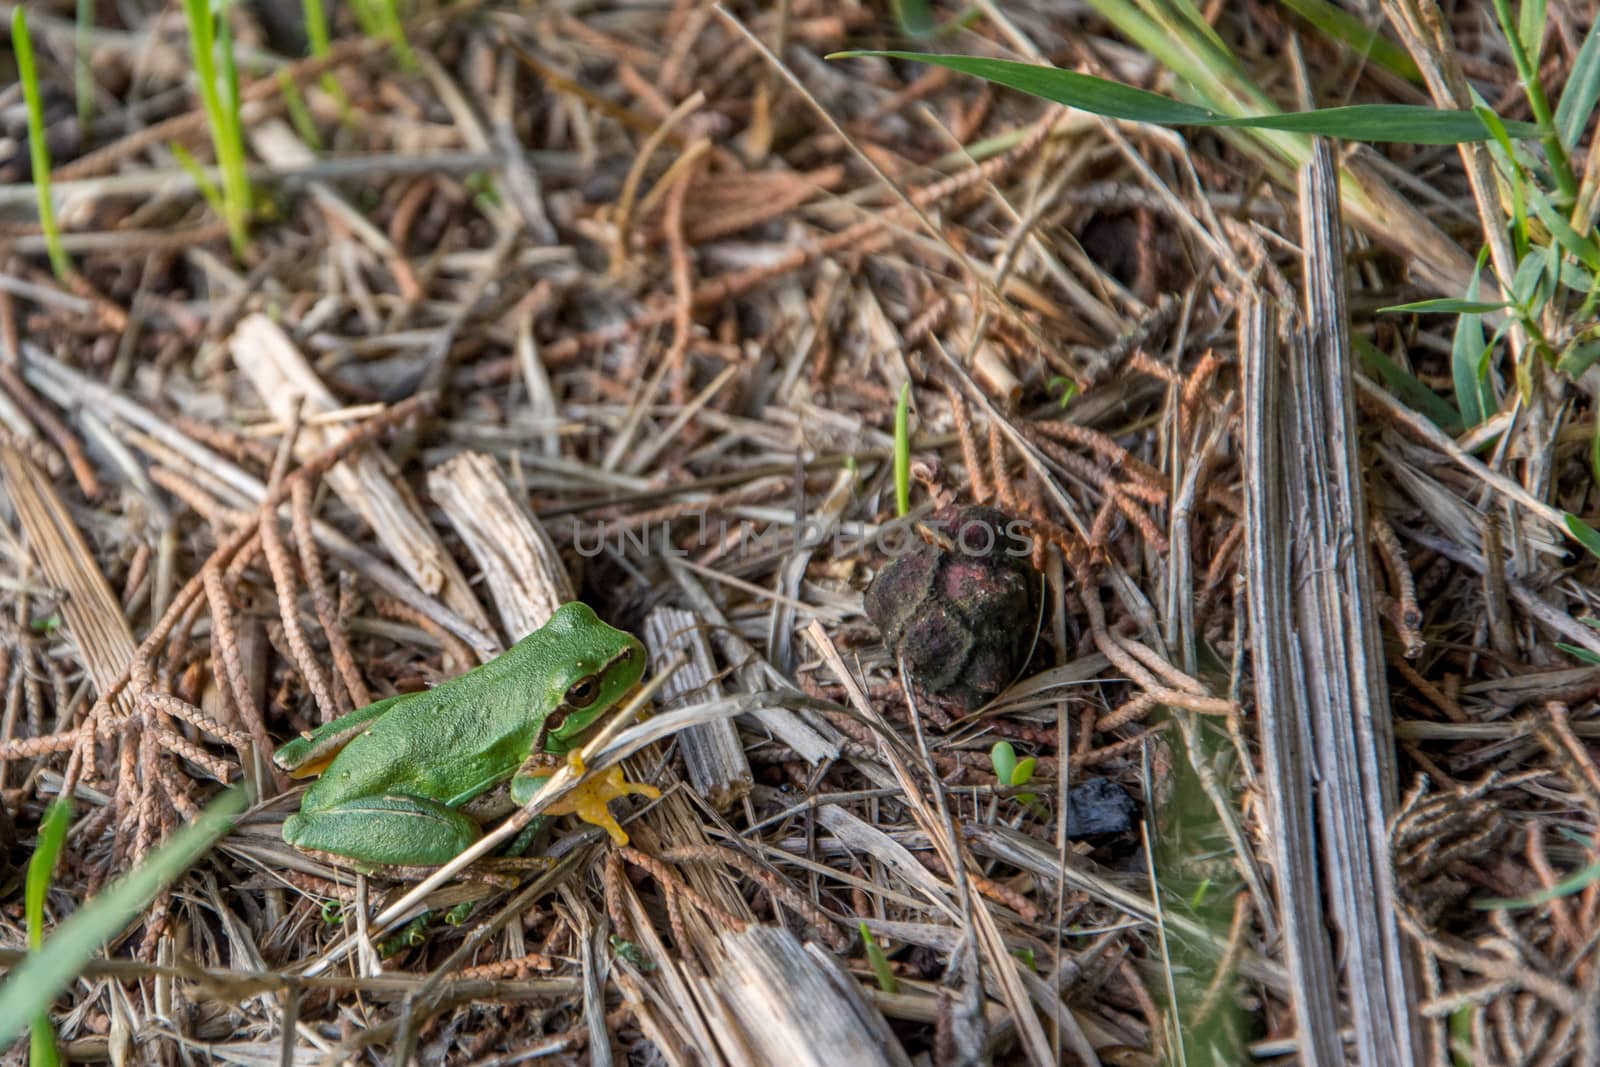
295,603,644,813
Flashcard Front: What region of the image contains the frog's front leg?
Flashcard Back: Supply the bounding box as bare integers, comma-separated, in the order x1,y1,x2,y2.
284,794,482,867
511,753,661,846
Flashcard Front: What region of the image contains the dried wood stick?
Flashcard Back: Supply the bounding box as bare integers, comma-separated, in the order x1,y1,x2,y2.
428,451,574,643
641,607,751,811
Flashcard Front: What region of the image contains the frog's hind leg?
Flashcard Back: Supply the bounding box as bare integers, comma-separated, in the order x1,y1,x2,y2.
283,794,481,867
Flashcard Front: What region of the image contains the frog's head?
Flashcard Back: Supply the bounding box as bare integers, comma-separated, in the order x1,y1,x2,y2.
541,602,647,754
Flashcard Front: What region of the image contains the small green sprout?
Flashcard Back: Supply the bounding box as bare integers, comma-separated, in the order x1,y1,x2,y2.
1450,1002,1474,1067
379,912,431,956
350,0,413,68
320,900,346,925
181,0,253,257
465,171,502,211
299,0,347,107
859,923,897,993
277,71,322,150
990,740,1038,807
13,7,72,280
1047,375,1080,410
26,800,72,1067
611,936,654,969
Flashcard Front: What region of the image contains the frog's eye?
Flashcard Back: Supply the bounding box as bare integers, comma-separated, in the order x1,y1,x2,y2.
565,674,600,708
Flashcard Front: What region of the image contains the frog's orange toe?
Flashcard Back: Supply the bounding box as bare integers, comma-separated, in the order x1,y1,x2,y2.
545,763,659,846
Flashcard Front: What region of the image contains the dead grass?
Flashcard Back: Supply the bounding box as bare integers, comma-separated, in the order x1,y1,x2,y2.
2,1,1600,1064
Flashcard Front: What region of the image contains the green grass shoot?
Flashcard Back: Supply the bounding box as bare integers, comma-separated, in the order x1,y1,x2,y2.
170,143,228,221
25,799,72,1067
1473,851,1600,909
859,923,898,993
13,7,73,280
1491,0,1576,200
826,52,1537,145
278,71,323,150
1565,513,1600,561
351,0,414,69
893,381,911,518
990,740,1038,807
74,0,94,129
181,0,253,257
0,788,248,1047
300,0,347,105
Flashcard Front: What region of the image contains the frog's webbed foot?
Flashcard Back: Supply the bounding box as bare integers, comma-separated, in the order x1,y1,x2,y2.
540,753,661,846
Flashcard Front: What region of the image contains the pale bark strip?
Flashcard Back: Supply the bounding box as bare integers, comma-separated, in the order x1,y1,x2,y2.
230,312,492,637
1290,141,1421,1065
642,607,751,812
1240,300,1344,1067
0,447,136,702
428,450,573,643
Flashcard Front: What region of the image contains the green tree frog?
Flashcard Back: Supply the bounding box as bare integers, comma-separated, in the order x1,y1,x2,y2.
274,602,659,866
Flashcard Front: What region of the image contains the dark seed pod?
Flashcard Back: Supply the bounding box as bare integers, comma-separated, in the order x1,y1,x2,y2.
864,505,1043,715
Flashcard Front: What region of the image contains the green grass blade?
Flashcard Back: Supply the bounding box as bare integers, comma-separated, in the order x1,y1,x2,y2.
830,52,1217,123
829,53,1539,143
218,16,249,215
1512,244,1559,309
26,801,72,952
300,0,347,106
894,381,911,518
1354,337,1463,433
1474,853,1600,909
1492,0,1576,198
1204,105,1534,144
1445,254,1495,427
892,0,935,36
1558,337,1600,378
1164,0,1230,55
25,799,71,1067
352,0,414,68
74,0,94,129
1532,192,1600,270
13,7,73,280
1565,512,1600,560
278,71,323,150
1274,0,1419,81
0,788,248,1047
170,143,227,218
1378,298,1510,314
1450,309,1493,427
1592,418,1600,492
182,0,251,256
859,923,899,993
302,0,332,56
1556,16,1600,151
1475,104,1530,255
1555,642,1600,666
1518,0,1547,68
